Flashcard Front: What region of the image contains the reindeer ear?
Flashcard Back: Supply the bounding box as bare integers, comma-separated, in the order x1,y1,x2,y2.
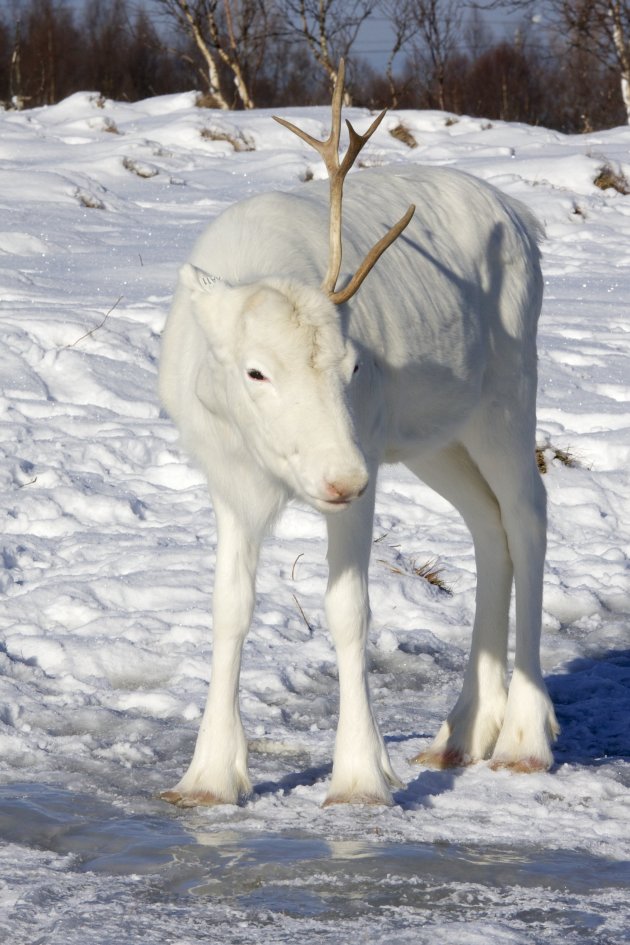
180,263,241,364
178,262,226,294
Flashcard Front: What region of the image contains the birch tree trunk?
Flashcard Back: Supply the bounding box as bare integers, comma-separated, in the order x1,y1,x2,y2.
159,0,230,109
157,0,260,110
206,2,256,109
281,0,378,107
491,1,630,126
609,1,630,123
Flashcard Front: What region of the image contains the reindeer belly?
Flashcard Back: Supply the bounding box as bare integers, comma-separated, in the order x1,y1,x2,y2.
383,360,483,461
354,283,488,461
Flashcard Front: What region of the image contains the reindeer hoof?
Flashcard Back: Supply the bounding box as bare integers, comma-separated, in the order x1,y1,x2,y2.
322,790,393,808
160,788,225,808
410,747,469,769
489,755,551,774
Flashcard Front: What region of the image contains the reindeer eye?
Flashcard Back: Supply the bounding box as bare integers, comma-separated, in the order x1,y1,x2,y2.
247,368,267,381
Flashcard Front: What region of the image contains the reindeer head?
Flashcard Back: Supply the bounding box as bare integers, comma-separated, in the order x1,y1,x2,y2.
185,62,414,513
183,266,368,511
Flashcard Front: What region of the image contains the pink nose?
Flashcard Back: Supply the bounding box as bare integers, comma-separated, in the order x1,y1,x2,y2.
323,477,368,504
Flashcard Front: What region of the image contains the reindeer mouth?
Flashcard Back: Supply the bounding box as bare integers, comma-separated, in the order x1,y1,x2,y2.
302,491,352,514
323,496,352,509
308,486,367,513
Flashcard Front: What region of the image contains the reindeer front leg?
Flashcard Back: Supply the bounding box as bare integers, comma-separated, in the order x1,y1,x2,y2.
161,496,263,807
324,480,403,806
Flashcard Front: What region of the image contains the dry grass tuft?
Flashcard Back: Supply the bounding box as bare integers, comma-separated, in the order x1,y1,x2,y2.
200,126,255,152
411,558,453,594
291,593,314,634
536,444,578,474
122,156,158,178
389,123,418,149
101,117,120,134
593,163,630,195
377,552,452,595
195,92,227,109
76,189,105,209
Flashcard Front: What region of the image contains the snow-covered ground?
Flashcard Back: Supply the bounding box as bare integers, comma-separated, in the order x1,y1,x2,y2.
0,92,629,944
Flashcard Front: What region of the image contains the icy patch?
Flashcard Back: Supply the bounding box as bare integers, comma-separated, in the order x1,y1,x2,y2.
0,783,628,945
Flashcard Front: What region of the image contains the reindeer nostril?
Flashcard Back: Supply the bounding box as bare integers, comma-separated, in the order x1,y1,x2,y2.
325,481,345,501
324,474,368,503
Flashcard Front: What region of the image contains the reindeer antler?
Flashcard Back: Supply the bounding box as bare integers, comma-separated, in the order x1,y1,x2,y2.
273,60,415,305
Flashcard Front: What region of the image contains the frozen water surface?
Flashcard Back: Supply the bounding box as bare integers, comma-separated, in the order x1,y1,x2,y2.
1,782,628,945
1,94,630,943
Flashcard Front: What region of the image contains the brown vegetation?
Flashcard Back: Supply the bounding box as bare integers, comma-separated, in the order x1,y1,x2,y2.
1,0,628,133
536,444,579,474
594,163,630,194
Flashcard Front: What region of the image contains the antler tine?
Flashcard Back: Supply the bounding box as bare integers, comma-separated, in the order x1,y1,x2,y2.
340,110,387,175
273,59,345,171
274,60,352,293
319,60,346,292
273,61,347,292
273,57,415,301
328,57,345,160
330,204,416,306
272,116,329,156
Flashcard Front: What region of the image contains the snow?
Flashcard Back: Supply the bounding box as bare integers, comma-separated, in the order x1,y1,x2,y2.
1,92,629,943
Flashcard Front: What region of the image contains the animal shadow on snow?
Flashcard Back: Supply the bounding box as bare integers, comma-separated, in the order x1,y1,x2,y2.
254,762,333,799
394,647,630,809
545,647,630,766
250,730,461,807
216,649,630,807
380,732,463,809
393,766,462,809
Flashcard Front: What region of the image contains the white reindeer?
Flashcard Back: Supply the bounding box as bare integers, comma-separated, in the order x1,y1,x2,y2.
159,62,559,808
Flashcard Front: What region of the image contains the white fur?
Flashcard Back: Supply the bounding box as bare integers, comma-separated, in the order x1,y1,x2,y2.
159,163,559,807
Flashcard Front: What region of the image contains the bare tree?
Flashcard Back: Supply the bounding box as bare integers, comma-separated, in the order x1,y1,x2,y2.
7,12,22,103
155,1,226,107
465,2,494,60
125,7,183,98
407,0,462,110
462,39,546,123
155,0,272,109
572,0,630,122
82,0,133,100
7,0,82,106
483,1,630,124
377,0,416,106
279,0,377,104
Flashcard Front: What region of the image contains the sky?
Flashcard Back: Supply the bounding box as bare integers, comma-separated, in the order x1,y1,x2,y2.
1,0,547,73
354,4,539,69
